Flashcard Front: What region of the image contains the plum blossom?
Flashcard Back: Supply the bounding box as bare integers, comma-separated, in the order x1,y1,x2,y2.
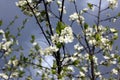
43,45,59,55
69,12,85,24
107,0,118,9
0,73,8,79
47,0,53,3
112,68,118,75
80,72,85,77
69,13,79,21
59,26,74,43
58,6,66,14
74,43,83,51
8,59,19,67
51,26,74,44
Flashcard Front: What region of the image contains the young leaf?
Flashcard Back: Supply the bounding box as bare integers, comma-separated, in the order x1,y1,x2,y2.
56,21,66,34
84,23,89,29
30,35,35,43
0,20,2,26
87,3,93,10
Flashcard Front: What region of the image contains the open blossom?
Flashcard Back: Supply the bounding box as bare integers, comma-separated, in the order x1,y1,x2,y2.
57,0,62,7
0,29,4,34
69,13,79,21
0,73,8,79
69,12,85,24
47,0,53,3
67,66,75,72
60,26,74,43
80,72,85,77
112,68,118,75
74,43,83,51
43,45,59,55
51,26,74,44
8,59,19,67
2,41,13,50
58,6,66,14
110,28,117,33
107,0,118,9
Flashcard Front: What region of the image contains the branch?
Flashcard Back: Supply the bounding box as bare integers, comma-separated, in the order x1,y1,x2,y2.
25,0,51,45
43,0,53,35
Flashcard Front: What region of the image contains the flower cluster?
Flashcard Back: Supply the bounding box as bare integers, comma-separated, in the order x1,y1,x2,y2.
16,0,40,16
8,59,19,67
0,72,19,80
84,25,118,50
43,45,59,55
69,12,85,24
0,29,13,55
51,26,74,44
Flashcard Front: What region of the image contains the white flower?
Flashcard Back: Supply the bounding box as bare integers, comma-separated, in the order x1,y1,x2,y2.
15,1,27,6
88,39,96,45
47,0,53,3
2,41,13,50
60,26,74,43
80,72,85,77
103,55,110,59
76,15,85,24
101,37,109,44
80,8,89,14
51,33,59,44
0,73,8,79
10,72,19,78
70,56,77,61
93,56,98,65
0,29,4,34
95,72,101,76
12,59,19,67
69,13,78,21
84,53,89,60
81,67,87,72
57,0,62,7
107,0,118,9
44,45,59,55
32,42,37,46
51,26,74,44
68,66,74,72
74,43,83,51
8,59,19,67
112,18,117,22
110,28,117,33
112,68,118,75
58,6,66,14
111,54,115,58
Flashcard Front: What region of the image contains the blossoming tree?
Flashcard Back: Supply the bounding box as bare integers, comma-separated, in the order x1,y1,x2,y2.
0,0,120,79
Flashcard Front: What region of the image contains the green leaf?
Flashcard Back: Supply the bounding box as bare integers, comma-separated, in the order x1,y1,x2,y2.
56,21,66,34
84,23,89,29
30,35,35,43
95,33,101,41
87,3,93,10
56,42,63,48
117,12,120,16
0,20,3,26
52,69,56,74
72,60,79,65
34,44,40,51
